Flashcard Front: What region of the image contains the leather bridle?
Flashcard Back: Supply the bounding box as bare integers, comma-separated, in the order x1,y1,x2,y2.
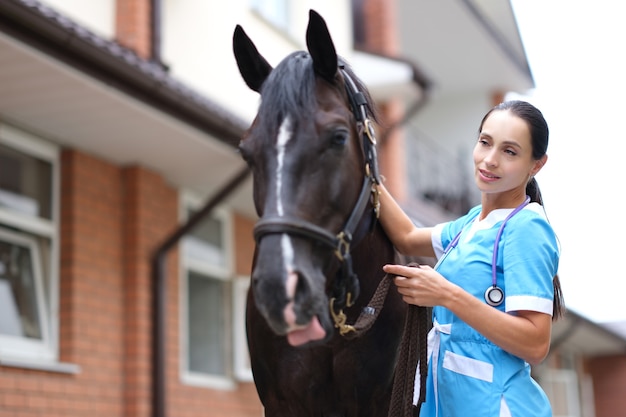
252,67,382,332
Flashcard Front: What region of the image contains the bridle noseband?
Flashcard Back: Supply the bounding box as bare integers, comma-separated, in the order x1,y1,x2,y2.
252,67,382,335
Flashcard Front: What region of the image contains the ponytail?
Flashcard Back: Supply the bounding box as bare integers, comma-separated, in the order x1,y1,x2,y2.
526,177,542,204
527,177,565,320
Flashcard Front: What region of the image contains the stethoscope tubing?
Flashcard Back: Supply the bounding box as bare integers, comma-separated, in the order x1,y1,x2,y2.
436,196,531,307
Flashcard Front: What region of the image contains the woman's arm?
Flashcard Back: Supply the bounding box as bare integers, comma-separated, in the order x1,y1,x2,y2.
383,264,552,365
378,185,436,258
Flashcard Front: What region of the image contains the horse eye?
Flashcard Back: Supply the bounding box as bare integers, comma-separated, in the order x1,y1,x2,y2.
329,129,349,149
238,143,254,166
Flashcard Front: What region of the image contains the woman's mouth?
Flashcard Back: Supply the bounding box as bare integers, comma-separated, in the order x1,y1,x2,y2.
479,169,500,181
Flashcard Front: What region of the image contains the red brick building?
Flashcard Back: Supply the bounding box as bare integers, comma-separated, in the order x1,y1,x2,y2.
0,0,261,415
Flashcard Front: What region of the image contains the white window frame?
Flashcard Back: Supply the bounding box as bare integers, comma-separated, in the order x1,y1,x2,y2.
0,228,49,358
233,276,253,382
540,368,582,417
0,124,71,372
179,192,239,389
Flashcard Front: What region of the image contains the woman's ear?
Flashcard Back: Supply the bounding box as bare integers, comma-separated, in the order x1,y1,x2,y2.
531,154,548,177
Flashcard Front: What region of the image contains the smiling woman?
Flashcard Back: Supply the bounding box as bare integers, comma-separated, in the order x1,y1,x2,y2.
379,100,564,417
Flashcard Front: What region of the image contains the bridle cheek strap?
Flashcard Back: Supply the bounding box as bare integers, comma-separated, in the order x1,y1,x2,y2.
252,67,383,333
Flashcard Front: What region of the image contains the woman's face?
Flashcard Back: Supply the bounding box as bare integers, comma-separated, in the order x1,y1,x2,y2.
473,110,546,198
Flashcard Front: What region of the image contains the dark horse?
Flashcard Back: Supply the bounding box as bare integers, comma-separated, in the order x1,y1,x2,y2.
233,10,409,417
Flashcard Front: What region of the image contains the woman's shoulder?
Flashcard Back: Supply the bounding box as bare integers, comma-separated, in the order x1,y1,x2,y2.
506,203,558,246
511,202,551,226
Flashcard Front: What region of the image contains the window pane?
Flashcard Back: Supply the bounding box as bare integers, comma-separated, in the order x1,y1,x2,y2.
187,271,228,375
183,213,225,267
0,143,53,220
0,237,42,339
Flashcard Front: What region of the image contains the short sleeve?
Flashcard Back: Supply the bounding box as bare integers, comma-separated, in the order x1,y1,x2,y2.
501,207,559,315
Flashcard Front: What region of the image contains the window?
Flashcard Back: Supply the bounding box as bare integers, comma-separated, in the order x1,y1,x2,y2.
233,276,253,382
250,0,289,32
0,229,47,342
0,124,59,365
539,369,582,417
180,194,252,388
187,270,229,377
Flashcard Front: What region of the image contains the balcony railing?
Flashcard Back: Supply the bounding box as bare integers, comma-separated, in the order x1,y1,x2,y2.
404,123,479,217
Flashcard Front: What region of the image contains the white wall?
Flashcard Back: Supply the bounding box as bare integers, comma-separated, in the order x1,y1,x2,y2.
161,0,352,122
37,0,353,123
41,0,116,38
416,92,492,157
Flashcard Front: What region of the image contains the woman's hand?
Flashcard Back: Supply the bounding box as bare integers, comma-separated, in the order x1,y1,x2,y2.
383,263,552,365
383,264,458,307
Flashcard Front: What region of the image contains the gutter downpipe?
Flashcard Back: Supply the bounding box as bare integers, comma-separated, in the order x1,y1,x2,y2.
150,0,162,66
150,166,251,417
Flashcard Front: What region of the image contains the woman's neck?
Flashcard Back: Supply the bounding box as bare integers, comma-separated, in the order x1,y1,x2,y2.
480,190,528,219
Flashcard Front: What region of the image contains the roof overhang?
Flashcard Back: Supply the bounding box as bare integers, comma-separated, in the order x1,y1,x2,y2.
0,1,432,218
351,51,431,103
396,0,534,98
551,309,626,357
0,0,255,214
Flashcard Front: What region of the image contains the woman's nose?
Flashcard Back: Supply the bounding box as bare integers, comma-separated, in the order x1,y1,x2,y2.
484,150,498,167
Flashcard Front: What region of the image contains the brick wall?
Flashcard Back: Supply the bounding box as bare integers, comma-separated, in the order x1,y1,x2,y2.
0,149,263,416
586,355,626,417
115,0,152,59
359,0,408,203
361,0,400,54
233,213,255,276
121,165,179,417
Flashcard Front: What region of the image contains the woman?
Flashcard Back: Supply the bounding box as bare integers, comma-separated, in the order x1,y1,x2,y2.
380,100,564,416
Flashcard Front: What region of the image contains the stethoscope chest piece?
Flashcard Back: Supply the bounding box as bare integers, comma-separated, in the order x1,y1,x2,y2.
484,286,504,307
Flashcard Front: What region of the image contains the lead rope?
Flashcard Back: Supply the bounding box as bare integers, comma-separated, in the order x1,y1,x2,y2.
333,267,429,416
330,257,428,416
339,273,392,339
388,263,429,417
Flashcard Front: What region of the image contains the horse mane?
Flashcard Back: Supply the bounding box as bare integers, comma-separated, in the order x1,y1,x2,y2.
257,52,378,128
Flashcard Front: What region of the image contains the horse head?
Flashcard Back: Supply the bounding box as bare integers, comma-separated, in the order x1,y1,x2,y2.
233,10,381,347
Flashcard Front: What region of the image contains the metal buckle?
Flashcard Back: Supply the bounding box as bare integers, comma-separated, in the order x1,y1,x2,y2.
364,119,376,145
334,231,351,262
329,296,356,336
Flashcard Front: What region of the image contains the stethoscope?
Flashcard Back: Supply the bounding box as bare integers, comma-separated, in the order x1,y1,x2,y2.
435,196,531,307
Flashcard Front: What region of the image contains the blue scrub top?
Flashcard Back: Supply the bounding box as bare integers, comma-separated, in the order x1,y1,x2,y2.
416,202,559,417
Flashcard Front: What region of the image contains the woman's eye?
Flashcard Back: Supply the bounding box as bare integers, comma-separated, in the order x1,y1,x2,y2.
504,148,517,156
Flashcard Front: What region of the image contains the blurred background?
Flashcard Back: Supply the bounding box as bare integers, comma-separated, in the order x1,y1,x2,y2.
1,1,624,416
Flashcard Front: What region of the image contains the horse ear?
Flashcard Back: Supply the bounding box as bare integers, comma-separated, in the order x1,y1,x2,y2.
233,25,273,92
306,10,338,83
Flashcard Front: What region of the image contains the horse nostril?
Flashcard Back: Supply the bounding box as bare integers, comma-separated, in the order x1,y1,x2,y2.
294,272,310,304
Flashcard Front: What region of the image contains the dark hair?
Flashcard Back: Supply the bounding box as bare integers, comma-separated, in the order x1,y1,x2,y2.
480,100,565,320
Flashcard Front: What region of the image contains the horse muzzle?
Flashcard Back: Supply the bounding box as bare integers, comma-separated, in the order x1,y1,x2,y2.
251,236,334,346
